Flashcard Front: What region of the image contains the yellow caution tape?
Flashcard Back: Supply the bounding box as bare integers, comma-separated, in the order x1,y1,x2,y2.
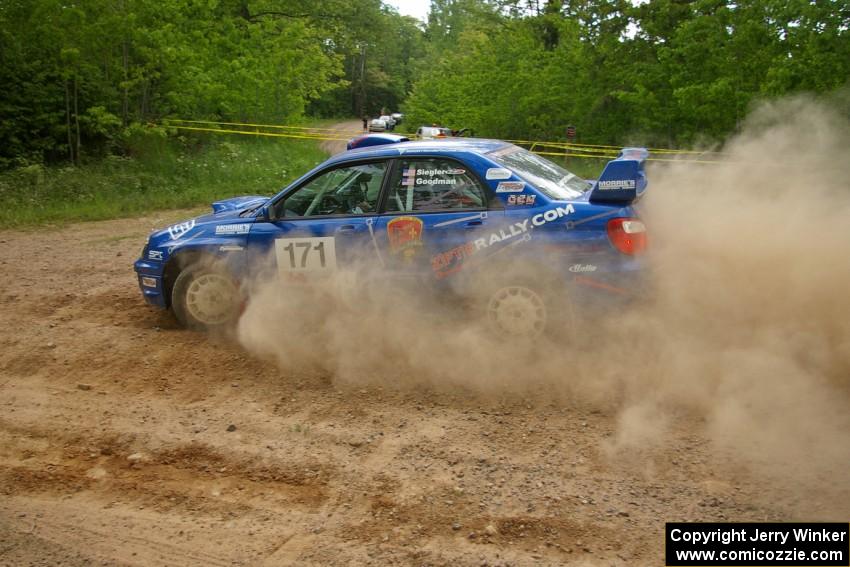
163,118,362,135
166,124,352,142
162,119,728,164
533,151,726,164
505,137,726,156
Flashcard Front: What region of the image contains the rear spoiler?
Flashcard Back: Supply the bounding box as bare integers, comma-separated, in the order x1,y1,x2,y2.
588,147,649,205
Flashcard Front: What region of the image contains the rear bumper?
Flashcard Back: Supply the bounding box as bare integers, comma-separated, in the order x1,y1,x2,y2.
574,274,634,296
133,258,167,309
566,258,651,311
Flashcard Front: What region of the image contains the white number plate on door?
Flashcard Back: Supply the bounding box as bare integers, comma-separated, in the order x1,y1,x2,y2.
275,237,337,273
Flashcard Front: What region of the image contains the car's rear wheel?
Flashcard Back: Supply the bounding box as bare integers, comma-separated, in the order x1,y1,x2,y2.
171,264,240,330
480,269,576,340
487,285,548,337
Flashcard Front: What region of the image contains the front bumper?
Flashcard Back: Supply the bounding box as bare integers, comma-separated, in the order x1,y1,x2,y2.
134,258,167,308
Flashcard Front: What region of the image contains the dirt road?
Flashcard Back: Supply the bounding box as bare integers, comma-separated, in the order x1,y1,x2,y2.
0,212,836,566
319,120,367,155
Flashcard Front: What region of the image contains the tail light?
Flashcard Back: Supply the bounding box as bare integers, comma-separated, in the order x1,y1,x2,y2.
607,217,647,255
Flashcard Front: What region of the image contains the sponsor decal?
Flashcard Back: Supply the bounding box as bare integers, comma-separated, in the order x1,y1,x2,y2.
496,181,525,193
401,166,462,187
431,242,476,280
597,179,636,191
569,263,597,273
167,219,195,240
430,204,576,278
473,204,575,251
418,167,465,176
387,216,424,264
147,250,163,261
507,194,537,206
215,223,251,235
417,177,456,186
485,167,512,180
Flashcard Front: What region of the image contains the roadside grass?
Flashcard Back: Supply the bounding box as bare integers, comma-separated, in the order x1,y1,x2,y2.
0,134,327,228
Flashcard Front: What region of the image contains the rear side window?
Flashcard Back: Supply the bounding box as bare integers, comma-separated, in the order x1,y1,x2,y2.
385,158,487,212
490,146,590,199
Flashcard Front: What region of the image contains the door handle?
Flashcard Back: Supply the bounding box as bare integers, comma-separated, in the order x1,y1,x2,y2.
464,220,483,229
336,224,357,233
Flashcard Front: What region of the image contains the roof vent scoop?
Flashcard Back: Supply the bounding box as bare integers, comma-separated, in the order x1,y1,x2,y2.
347,133,409,150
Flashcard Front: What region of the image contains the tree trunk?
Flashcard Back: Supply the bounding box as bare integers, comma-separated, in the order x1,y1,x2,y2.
122,38,129,126
120,0,129,126
140,80,149,120
359,45,367,115
65,80,75,164
74,75,81,165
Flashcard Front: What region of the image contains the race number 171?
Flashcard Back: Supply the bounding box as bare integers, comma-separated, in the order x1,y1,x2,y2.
275,237,337,273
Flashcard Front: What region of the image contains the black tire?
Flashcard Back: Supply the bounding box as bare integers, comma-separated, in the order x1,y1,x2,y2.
171,264,240,331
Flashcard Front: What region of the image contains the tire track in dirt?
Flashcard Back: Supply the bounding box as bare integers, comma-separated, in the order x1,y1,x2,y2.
2,498,249,567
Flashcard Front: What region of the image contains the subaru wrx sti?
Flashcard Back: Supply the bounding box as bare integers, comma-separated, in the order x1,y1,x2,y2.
134,136,648,336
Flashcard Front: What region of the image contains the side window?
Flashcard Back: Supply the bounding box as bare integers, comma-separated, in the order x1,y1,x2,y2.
385,158,487,212
276,162,387,218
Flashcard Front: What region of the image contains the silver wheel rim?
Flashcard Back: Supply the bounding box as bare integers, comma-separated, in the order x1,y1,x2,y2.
185,273,237,326
487,285,547,337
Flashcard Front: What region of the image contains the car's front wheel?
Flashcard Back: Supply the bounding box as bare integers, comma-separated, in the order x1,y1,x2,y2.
171,264,240,330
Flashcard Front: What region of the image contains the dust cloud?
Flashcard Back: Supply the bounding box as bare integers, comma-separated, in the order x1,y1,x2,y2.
604,96,850,512
237,96,850,515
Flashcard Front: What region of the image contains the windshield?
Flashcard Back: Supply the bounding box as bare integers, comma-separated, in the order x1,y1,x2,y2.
489,146,590,199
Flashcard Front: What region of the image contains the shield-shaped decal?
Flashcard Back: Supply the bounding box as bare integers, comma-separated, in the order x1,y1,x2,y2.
387,216,424,263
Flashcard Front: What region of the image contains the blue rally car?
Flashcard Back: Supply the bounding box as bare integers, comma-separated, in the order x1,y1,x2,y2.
134,135,648,336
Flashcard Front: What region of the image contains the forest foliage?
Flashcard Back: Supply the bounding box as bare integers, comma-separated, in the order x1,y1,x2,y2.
407,0,850,146
0,0,422,168
1,0,848,169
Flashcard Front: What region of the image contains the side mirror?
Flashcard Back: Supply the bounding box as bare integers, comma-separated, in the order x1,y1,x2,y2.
255,205,271,222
